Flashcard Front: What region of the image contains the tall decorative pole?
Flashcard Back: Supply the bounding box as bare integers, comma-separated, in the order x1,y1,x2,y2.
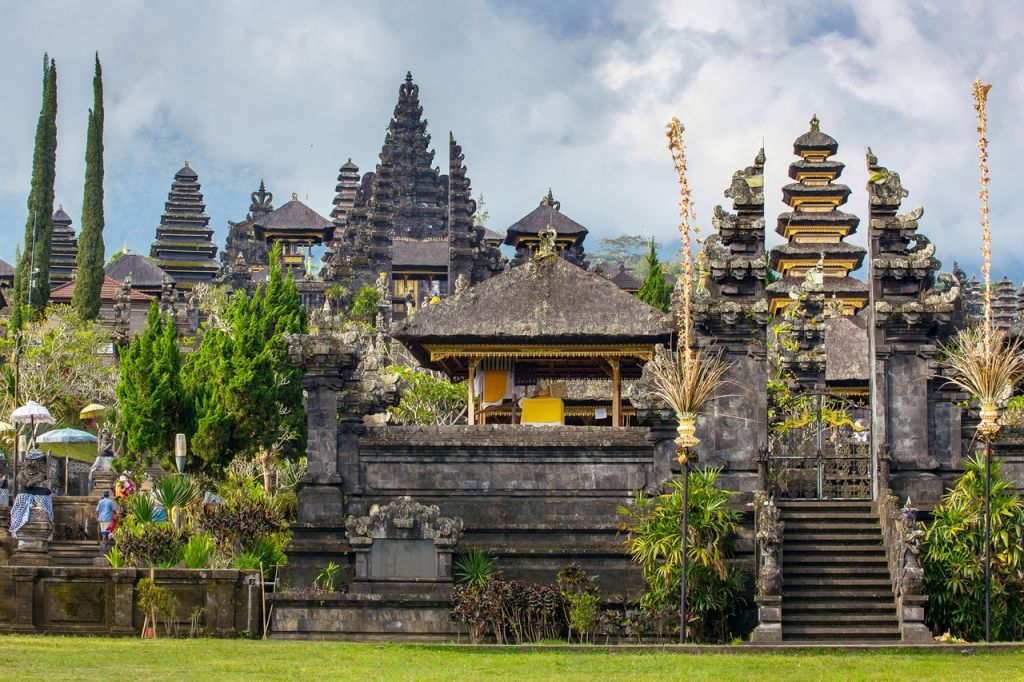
666,117,697,644
973,78,994,644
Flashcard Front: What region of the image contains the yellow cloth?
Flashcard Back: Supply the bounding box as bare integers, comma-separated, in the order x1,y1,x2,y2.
520,398,564,426
482,370,509,405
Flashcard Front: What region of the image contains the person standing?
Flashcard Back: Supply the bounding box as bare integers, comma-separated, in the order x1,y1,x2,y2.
95,490,116,541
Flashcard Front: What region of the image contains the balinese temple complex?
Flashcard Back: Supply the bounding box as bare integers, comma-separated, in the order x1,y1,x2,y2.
252,193,335,275
49,205,78,286
504,190,589,269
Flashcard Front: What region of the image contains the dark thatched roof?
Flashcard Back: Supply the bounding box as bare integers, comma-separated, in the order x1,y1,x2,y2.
608,263,642,291
0,259,14,279
776,210,859,233
106,254,173,288
175,164,198,180
825,311,870,383
482,227,505,243
393,255,672,356
392,238,448,269
505,197,588,244
53,206,73,226
794,116,838,154
253,197,334,242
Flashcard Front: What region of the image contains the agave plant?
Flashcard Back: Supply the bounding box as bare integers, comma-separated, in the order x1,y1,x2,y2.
940,326,1024,441
124,492,156,524
454,548,496,587
154,474,199,528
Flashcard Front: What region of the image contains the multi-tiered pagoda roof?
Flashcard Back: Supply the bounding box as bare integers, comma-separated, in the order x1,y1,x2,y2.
768,116,867,314
149,162,219,289
253,194,334,273
49,205,78,287
505,190,589,269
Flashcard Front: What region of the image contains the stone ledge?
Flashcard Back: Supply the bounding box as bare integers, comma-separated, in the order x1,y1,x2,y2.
360,425,652,449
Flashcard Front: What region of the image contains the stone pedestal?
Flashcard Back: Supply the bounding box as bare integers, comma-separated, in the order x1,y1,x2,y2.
90,466,115,498
899,594,931,643
750,595,782,642
12,505,53,566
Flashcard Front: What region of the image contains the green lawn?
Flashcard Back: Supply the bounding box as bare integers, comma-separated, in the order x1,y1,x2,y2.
0,637,1020,681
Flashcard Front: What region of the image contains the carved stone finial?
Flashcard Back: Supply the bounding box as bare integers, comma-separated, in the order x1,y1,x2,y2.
534,223,559,261
755,147,766,166
291,192,299,201
455,273,469,294
810,114,820,132
184,160,190,168
539,188,560,211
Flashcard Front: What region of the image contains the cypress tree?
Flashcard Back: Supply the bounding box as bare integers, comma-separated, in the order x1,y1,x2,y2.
73,53,105,319
14,56,58,318
637,239,672,312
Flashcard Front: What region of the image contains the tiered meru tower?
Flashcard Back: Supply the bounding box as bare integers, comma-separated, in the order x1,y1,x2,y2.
768,116,867,315
866,149,960,503
693,148,769,490
49,205,78,286
150,162,219,290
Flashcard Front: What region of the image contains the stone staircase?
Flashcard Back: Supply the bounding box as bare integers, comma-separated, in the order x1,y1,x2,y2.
48,540,106,566
779,500,901,642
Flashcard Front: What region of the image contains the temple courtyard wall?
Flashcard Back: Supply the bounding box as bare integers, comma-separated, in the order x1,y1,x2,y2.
0,567,258,636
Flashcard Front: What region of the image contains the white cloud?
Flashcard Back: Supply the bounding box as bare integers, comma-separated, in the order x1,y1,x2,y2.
0,0,1020,282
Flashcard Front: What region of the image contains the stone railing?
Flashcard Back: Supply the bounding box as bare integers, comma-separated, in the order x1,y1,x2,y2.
877,488,931,642
750,491,783,642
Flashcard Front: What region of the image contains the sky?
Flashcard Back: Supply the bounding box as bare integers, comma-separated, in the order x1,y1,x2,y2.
0,0,1022,284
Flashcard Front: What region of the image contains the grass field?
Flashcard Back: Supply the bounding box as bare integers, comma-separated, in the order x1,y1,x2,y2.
0,636,1021,681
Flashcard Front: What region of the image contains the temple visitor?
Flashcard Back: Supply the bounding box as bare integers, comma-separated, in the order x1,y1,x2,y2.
95,490,116,540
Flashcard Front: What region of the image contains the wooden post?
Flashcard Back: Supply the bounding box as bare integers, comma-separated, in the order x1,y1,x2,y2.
467,360,478,425
610,358,621,427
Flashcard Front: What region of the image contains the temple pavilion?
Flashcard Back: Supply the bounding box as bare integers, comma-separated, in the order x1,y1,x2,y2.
393,229,672,426
505,190,589,269
105,253,173,299
252,193,335,275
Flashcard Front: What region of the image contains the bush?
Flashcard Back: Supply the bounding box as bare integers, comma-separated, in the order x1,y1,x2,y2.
557,564,601,643
454,549,495,587
385,365,467,425
348,285,379,324
451,576,563,644
922,454,1024,641
137,577,178,637
114,518,187,568
182,532,217,569
618,467,747,642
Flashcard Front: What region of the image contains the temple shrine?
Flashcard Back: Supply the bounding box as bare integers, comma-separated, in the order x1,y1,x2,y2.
149,162,219,291
48,205,78,286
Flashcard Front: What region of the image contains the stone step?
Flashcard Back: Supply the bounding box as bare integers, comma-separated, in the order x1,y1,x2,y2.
784,576,892,588
783,544,885,554
784,588,895,600
780,511,878,522
783,613,898,624
784,532,882,543
783,625,900,639
775,500,873,509
783,600,896,612
782,522,881,532
784,554,887,565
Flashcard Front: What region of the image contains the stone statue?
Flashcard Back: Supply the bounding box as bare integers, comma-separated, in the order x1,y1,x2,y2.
10,449,53,539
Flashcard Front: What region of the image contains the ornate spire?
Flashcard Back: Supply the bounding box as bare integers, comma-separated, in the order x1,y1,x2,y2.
250,179,273,220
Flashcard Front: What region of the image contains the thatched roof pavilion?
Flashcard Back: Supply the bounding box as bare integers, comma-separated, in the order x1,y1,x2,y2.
393,236,672,425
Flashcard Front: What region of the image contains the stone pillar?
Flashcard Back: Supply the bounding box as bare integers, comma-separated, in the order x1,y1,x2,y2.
751,595,782,642
110,568,137,635
12,566,38,632
11,505,53,566
287,333,357,524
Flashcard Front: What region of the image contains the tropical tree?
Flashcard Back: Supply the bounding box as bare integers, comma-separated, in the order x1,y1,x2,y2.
618,468,747,641
637,239,672,312
385,365,467,425
922,455,1024,640
588,234,654,272
115,301,188,465
13,55,58,324
0,305,117,426
184,244,307,475
72,53,106,320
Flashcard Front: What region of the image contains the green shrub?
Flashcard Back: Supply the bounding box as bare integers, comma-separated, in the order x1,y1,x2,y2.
385,365,467,426
347,285,379,324
136,577,178,637
313,561,341,592
233,533,289,571
922,454,1024,641
618,467,747,642
114,519,187,568
454,549,495,587
182,532,217,569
